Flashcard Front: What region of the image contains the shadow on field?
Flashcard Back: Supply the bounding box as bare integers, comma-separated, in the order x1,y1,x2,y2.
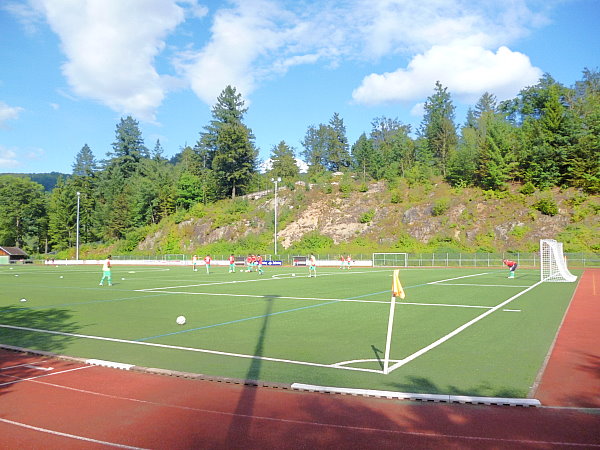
0,305,79,397
388,375,524,398
226,294,276,444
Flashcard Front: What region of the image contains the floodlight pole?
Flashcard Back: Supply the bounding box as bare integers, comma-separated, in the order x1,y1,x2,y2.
271,177,281,256
76,191,81,261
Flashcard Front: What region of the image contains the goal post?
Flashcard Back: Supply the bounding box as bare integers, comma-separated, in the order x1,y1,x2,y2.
540,239,577,282
372,253,408,267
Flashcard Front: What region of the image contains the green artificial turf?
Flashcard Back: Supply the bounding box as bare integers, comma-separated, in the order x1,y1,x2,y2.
0,263,579,397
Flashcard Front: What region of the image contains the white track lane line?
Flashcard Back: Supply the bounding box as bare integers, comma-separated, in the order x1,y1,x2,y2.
0,365,92,387
2,377,597,448
0,418,147,449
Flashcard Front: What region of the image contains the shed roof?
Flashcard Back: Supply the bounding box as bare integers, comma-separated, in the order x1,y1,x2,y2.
0,246,29,256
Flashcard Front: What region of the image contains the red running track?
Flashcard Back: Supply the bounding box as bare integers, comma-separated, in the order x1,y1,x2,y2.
1,269,599,449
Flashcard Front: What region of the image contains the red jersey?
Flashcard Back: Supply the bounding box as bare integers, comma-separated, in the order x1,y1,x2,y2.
204,256,211,265
229,255,235,264
257,255,263,265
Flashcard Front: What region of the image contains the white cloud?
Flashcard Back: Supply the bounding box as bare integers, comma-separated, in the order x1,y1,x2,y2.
0,101,24,128
0,147,20,168
13,0,553,118
31,0,189,121
352,44,543,105
178,0,301,103
177,0,548,106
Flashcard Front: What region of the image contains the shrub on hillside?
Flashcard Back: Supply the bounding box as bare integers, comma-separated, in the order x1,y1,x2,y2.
534,197,558,216
520,182,536,195
431,198,450,216
359,209,375,223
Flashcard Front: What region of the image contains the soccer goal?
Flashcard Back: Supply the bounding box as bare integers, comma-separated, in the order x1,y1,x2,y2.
540,239,577,282
372,253,408,267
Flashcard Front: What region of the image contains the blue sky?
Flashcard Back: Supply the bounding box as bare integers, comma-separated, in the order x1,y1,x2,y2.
0,0,598,174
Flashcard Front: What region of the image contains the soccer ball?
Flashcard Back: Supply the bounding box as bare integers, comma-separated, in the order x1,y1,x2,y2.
176,315,186,325
291,273,295,277
20,298,27,302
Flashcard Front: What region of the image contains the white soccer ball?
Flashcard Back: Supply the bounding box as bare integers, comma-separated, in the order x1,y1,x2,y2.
20,298,27,302
292,273,295,277
59,276,63,279
176,315,186,325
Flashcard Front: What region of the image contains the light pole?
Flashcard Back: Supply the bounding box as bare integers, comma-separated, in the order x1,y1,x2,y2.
76,191,81,261
271,177,281,256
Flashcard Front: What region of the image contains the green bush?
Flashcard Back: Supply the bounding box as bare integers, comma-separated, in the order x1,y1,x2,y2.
534,197,558,216
390,190,402,204
432,198,450,216
359,209,376,224
290,232,334,253
520,182,536,195
509,225,531,239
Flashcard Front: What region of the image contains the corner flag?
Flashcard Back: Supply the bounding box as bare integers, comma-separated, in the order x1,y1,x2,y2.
392,269,405,299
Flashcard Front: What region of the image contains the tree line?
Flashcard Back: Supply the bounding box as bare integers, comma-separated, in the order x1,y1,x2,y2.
0,69,598,254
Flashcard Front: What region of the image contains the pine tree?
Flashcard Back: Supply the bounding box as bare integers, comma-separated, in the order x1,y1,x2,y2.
106,116,148,178
72,144,97,177
418,81,458,177
270,141,299,180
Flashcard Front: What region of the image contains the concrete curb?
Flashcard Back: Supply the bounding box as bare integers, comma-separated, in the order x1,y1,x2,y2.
0,344,541,407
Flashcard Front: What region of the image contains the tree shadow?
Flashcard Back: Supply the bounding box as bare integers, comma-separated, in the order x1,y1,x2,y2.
0,305,79,397
225,294,276,444
388,375,524,399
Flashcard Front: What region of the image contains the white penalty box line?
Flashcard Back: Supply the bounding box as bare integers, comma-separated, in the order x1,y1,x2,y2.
134,271,501,310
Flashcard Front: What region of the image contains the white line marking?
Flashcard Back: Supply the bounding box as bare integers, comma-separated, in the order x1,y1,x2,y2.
0,365,92,387
22,364,54,371
433,283,531,288
427,273,489,284
1,363,50,371
0,324,376,373
133,289,495,310
0,418,147,449
386,280,543,373
4,375,596,447
136,269,388,292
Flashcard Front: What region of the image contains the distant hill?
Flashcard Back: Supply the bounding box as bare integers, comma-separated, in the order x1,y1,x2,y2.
0,172,67,191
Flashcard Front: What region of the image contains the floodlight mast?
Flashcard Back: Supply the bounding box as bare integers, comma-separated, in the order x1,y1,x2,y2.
271,177,281,256
76,191,81,261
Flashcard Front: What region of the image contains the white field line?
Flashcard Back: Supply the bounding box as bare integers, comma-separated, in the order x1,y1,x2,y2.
427,273,489,284
133,289,495,309
433,283,531,288
135,269,390,292
386,280,544,373
0,324,381,374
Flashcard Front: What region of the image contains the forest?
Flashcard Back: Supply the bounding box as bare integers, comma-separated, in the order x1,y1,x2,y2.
0,69,598,255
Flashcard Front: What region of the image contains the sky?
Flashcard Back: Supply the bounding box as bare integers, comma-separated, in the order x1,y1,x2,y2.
0,0,598,174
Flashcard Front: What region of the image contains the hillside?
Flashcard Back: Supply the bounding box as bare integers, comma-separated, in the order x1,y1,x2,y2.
129,180,599,255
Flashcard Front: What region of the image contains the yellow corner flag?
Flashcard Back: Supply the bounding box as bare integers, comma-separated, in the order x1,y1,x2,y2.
392,269,405,299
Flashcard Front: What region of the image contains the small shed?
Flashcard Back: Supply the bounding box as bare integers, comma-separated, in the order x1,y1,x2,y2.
0,246,29,264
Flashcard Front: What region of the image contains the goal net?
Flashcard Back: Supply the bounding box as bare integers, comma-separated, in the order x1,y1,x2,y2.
540,239,577,282
372,253,408,267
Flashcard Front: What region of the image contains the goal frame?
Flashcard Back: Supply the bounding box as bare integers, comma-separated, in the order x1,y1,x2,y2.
372,253,409,268
540,239,577,283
